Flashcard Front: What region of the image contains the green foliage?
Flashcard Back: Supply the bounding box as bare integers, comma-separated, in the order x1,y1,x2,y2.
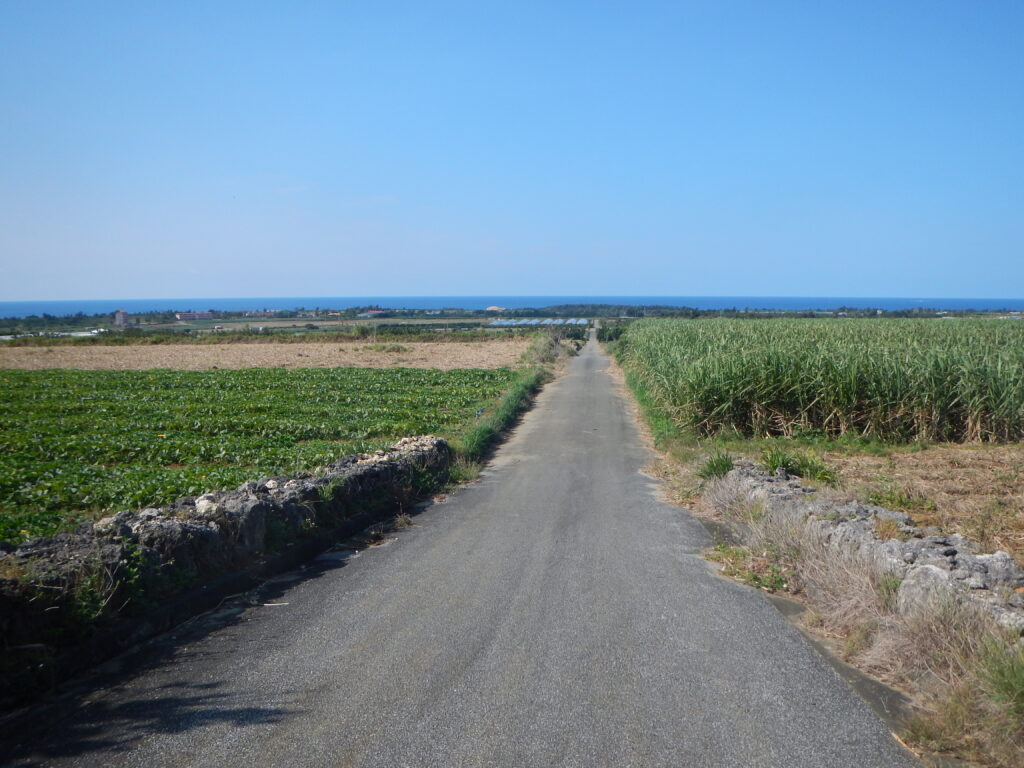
446,457,481,484
0,367,519,542
622,370,689,448
867,484,937,513
455,368,547,462
697,451,734,479
876,572,903,610
709,544,791,592
596,321,632,342
615,318,1024,443
69,560,113,625
759,446,839,486
760,446,802,475
317,477,348,503
980,639,1024,722
791,453,839,487
263,516,290,552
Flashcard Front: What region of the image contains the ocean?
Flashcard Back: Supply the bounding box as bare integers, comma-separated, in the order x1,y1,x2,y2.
1,296,1023,318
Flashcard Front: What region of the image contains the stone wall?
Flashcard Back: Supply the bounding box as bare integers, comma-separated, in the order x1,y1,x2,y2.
716,460,1024,634
0,436,450,706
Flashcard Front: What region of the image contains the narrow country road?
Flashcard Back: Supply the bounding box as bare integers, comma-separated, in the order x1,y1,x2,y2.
7,336,919,768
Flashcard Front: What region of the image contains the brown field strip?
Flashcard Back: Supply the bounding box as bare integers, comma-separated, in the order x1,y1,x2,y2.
0,340,531,371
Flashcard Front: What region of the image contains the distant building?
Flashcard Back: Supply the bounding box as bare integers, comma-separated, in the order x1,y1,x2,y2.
114,309,128,327
356,310,387,318
175,312,214,320
486,305,506,312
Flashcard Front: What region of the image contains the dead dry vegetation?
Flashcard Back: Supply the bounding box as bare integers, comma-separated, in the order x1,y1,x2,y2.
0,340,531,371
698,473,1024,768
650,440,1024,567
832,445,1024,567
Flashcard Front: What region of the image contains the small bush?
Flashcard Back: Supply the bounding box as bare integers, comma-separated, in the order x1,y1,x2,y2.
317,477,347,503
843,621,876,660
760,446,801,475
701,474,764,522
697,451,734,479
759,447,839,486
793,453,840,487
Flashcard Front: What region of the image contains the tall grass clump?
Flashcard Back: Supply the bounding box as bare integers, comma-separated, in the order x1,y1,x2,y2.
759,446,839,486
615,318,1024,443
697,451,734,480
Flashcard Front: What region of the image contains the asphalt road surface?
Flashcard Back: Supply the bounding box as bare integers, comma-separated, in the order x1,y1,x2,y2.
7,336,919,767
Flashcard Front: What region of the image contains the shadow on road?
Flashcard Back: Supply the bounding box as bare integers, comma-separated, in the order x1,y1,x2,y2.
0,546,370,765
10,680,295,766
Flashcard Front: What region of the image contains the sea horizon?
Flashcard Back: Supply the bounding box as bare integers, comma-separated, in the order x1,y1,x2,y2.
2,295,1024,318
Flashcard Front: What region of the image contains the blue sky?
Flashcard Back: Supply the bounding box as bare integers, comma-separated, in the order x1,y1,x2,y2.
1,1,1021,300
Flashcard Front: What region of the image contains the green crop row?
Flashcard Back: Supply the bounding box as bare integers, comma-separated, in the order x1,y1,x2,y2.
0,367,518,543
614,318,1024,443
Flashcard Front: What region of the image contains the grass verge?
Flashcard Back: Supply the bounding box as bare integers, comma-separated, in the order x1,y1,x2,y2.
442,330,574,483
454,366,549,464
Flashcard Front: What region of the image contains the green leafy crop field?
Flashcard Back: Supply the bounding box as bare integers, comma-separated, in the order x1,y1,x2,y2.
0,367,517,542
615,318,1024,443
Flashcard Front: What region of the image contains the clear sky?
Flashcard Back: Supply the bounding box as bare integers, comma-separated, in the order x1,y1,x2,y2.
1,1,1021,300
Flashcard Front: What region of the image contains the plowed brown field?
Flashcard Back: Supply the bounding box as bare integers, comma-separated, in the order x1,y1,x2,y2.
0,341,530,370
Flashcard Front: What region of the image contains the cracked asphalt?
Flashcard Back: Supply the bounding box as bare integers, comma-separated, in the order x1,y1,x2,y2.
6,336,919,767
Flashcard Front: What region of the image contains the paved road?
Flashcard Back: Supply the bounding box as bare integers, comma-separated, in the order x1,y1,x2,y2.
8,337,918,768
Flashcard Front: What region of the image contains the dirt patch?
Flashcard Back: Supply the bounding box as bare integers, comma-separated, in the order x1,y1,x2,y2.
830,445,1024,566
0,341,530,371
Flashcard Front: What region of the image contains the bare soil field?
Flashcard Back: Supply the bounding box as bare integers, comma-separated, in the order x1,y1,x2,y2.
0,340,530,371
832,445,1024,565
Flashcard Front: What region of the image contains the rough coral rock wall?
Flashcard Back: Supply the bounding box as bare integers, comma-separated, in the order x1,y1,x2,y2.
0,436,450,704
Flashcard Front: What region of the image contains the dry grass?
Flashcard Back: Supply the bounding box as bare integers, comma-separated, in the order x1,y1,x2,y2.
832,445,1024,565
0,340,531,371
699,472,764,522
699,474,1024,767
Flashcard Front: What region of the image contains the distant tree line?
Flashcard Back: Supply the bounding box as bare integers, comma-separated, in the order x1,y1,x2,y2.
1,303,1010,337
